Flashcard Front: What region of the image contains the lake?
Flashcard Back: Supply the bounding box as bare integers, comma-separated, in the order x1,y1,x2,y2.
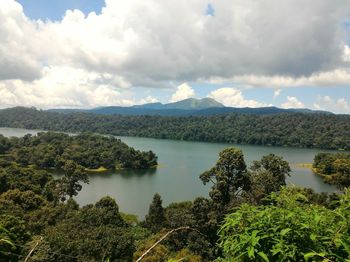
0,127,337,218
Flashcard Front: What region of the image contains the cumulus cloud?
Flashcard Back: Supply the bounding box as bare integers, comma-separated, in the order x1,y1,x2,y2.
208,87,267,107
273,89,281,99
137,96,159,105
2,0,350,82
170,83,195,102
314,95,350,114
343,45,350,62
281,96,305,109
0,0,349,108
0,0,45,80
0,66,142,109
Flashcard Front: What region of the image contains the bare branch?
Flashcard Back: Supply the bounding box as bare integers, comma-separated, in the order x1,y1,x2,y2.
136,227,202,262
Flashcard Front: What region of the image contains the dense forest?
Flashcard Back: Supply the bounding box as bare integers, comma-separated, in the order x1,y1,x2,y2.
0,132,157,170
313,152,350,189
1,143,349,261
0,107,350,150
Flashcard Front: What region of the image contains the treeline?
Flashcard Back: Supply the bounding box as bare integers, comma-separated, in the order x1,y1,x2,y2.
313,152,350,189
0,161,136,261
0,107,350,150
0,131,157,170
1,145,349,261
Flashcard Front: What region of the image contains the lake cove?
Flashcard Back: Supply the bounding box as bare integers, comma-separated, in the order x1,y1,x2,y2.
0,127,337,218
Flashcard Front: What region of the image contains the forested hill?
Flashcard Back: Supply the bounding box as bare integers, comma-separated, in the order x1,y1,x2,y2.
0,107,349,150
48,97,330,116
49,104,330,116
0,131,158,170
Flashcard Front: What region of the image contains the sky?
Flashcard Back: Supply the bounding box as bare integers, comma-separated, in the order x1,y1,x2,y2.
1,1,350,113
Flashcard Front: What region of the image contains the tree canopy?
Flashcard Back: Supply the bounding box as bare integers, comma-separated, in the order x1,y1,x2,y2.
218,187,350,261
313,152,350,189
1,107,349,150
0,138,349,261
0,131,158,170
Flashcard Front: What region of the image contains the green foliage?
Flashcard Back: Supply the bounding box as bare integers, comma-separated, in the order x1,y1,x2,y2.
1,126,349,261
0,134,11,154
1,107,350,149
168,248,202,261
218,187,350,261
145,193,166,233
57,160,89,201
0,189,47,213
5,131,157,170
249,154,291,201
200,147,250,209
44,221,134,261
0,225,16,261
313,152,350,189
0,162,53,195
134,233,171,262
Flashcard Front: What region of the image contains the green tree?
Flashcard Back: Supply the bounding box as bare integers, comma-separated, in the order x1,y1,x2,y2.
58,160,89,201
144,193,166,233
218,187,350,261
313,153,350,189
250,154,291,200
0,135,10,154
200,148,250,209
332,158,350,189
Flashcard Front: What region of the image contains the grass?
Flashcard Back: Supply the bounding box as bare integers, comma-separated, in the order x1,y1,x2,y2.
85,166,109,173
295,163,313,169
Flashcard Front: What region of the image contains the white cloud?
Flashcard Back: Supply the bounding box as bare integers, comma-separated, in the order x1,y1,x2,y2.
343,45,350,62
0,0,46,80
0,66,140,109
208,87,267,107
0,0,349,108
170,83,195,102
209,68,350,88
273,89,281,99
1,0,350,83
314,95,350,114
136,96,159,105
281,96,305,109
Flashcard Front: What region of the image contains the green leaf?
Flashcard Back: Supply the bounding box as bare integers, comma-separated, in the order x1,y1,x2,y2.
280,228,291,236
258,251,269,262
247,246,255,258
251,230,260,238
339,240,350,254
0,238,14,247
304,252,318,260
310,233,317,241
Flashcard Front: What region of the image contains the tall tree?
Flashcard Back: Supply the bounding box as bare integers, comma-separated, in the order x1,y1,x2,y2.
200,147,250,209
58,160,89,201
250,154,291,198
144,193,166,233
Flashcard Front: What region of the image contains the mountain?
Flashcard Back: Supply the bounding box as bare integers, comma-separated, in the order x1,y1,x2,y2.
133,98,225,110
48,98,331,116
132,102,164,109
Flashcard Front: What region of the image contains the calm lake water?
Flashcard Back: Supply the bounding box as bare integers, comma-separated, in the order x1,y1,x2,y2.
0,127,337,218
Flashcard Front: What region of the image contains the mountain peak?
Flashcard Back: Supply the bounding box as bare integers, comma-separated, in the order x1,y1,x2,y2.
133,98,224,110
165,97,225,110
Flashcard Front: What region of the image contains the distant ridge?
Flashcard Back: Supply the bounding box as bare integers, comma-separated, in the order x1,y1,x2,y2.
48,98,331,116
132,98,225,110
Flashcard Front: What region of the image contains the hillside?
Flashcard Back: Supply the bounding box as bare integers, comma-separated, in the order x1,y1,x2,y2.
48,98,331,116
0,107,348,150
